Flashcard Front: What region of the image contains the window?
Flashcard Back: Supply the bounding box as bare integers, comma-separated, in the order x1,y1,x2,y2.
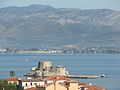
34,83,37,85
26,83,27,86
80,87,84,90
31,82,32,86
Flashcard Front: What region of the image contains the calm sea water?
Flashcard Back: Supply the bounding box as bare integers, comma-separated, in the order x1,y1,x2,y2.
0,54,120,90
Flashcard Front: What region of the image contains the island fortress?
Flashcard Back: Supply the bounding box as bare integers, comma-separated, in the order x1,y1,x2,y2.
25,61,68,79
24,61,107,79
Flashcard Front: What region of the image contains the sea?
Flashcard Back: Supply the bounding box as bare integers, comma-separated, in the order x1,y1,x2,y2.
0,53,120,90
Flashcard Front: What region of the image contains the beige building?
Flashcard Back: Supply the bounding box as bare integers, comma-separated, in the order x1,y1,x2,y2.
39,76,80,90
39,81,79,90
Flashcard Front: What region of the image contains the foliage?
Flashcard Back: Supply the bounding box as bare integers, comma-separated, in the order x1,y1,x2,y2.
0,80,17,90
10,71,16,78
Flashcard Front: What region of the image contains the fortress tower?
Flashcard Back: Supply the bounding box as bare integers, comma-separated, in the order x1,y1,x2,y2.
38,61,52,70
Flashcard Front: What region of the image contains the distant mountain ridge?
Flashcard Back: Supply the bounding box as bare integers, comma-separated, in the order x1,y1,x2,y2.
0,5,120,48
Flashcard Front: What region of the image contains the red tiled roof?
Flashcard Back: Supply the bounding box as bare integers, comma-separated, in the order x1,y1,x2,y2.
5,78,18,81
35,78,43,81
78,82,87,85
87,85,105,90
21,78,43,82
43,76,72,81
25,87,37,90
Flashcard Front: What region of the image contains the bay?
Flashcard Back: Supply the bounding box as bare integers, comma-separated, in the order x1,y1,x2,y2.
0,53,120,90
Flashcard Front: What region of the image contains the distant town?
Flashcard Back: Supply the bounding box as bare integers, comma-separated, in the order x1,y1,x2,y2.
0,47,120,54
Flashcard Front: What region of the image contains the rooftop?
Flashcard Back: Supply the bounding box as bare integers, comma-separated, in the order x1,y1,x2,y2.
5,78,18,81
20,78,43,82
25,87,37,90
43,76,73,81
87,85,106,90
78,82,87,85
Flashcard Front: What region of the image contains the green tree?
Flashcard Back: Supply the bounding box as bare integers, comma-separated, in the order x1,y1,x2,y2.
0,80,17,90
10,71,16,78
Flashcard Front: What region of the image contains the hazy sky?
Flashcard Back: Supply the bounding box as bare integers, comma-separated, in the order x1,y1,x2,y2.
0,0,120,10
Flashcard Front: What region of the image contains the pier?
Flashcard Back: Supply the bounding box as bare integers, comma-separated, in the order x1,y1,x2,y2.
66,75,107,79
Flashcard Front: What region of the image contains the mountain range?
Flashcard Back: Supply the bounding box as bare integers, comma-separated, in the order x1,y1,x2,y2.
0,5,120,49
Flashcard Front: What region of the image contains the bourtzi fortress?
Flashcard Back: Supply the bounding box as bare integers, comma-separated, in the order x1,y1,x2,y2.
25,61,68,79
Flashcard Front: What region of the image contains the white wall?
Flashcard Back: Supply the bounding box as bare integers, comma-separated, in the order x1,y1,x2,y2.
22,81,45,89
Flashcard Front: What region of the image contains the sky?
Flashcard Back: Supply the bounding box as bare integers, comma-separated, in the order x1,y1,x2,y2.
0,0,120,11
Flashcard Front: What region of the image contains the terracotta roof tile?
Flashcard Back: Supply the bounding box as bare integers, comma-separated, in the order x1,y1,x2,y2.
87,85,105,90
78,82,87,85
21,78,43,82
43,76,72,81
5,78,18,81
25,87,37,90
